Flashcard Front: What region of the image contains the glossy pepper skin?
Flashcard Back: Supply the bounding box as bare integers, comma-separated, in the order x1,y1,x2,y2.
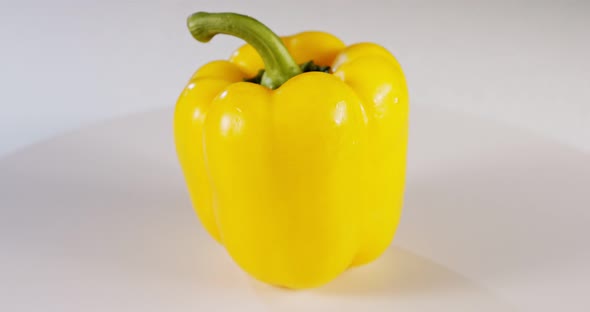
174,12,408,289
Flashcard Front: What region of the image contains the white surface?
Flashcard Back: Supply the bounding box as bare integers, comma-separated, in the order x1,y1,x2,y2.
1,1,589,156
1,105,589,311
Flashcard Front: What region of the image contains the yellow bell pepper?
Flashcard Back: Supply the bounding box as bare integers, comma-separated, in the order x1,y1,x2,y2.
174,12,409,289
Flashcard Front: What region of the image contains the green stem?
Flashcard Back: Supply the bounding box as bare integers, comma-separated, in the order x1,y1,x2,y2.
187,12,302,89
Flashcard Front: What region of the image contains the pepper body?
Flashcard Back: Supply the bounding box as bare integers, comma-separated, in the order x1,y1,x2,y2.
175,30,408,289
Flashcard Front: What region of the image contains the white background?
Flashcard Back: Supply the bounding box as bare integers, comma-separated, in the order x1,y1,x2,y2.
1,0,589,156
1,1,590,310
